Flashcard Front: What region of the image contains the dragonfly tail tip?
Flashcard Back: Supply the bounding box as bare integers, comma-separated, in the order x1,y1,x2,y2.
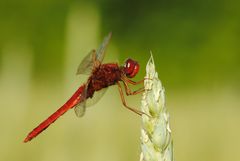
23,137,30,143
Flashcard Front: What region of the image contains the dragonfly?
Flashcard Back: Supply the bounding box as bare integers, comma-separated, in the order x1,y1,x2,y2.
24,32,145,143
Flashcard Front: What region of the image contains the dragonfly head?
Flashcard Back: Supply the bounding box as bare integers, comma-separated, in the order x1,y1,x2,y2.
123,58,140,78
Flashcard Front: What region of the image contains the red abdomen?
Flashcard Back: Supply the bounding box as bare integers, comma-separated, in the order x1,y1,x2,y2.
24,85,86,142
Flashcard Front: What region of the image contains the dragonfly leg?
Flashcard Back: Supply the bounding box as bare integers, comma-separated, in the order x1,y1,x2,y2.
121,76,145,85
122,80,145,96
121,76,153,96
121,75,152,85
117,82,148,116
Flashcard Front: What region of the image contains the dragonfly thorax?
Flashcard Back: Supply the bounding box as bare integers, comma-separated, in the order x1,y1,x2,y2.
86,63,122,98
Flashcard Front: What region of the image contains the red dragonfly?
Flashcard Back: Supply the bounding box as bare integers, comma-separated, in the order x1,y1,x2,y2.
24,33,145,143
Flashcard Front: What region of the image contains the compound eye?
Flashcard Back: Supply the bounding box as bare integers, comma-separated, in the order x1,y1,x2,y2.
124,58,139,78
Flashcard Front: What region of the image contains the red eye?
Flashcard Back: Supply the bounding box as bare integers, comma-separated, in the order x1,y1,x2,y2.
123,58,139,78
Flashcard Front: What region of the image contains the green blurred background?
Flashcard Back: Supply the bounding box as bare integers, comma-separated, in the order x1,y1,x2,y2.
0,0,240,161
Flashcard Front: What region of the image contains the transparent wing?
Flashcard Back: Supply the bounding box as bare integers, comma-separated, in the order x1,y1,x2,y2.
76,32,112,75
74,85,108,117
96,32,112,63
85,88,107,107
74,102,87,117
76,50,96,75
74,32,112,116
74,84,88,117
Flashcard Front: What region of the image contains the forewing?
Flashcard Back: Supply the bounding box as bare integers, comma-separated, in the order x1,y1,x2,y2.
96,32,112,63
76,50,96,75
76,32,112,75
